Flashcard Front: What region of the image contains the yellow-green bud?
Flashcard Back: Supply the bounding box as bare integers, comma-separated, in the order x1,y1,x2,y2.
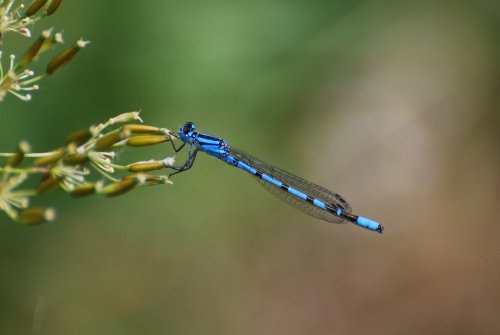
128,160,166,172
122,124,164,134
66,127,92,145
98,178,139,197
94,130,130,150
37,174,61,194
47,0,63,16
62,153,88,165
126,134,170,147
46,39,90,75
34,148,65,166
69,182,96,197
25,0,49,17
19,207,55,225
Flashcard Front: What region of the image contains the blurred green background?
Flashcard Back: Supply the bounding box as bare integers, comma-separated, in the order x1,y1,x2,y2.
1,0,499,334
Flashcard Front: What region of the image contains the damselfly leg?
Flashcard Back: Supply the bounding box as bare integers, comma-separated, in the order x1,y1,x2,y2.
168,145,199,177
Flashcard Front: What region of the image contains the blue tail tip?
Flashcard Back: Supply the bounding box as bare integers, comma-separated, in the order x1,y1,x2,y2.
356,216,384,234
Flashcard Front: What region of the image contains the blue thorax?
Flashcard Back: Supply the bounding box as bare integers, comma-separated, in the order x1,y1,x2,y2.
178,122,229,158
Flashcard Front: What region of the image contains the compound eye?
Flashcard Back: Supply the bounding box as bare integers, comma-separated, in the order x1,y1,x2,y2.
183,122,194,134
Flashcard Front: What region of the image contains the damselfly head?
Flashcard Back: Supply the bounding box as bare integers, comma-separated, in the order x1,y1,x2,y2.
178,122,197,142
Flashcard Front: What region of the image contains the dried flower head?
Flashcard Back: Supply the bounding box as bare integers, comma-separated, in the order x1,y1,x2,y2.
19,207,55,225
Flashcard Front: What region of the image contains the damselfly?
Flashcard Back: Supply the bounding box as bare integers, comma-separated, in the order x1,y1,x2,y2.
168,122,383,233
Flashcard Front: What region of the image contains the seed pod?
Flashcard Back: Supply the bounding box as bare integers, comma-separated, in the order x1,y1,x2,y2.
7,141,31,167
94,130,130,150
126,134,170,147
19,207,56,225
34,148,64,166
98,178,139,197
128,160,166,172
122,124,164,134
47,0,63,16
46,39,89,75
66,127,92,145
37,174,61,194
62,153,88,165
69,182,96,197
17,33,47,68
25,0,49,17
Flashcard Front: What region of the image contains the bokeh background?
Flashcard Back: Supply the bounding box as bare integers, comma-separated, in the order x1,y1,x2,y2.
1,0,499,334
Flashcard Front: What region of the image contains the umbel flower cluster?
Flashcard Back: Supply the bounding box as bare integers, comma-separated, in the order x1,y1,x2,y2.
0,111,177,224
1,2,178,224
0,0,87,101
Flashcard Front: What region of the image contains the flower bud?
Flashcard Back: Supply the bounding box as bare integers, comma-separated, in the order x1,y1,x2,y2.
126,134,170,147
122,124,164,134
128,160,166,172
37,174,61,193
25,0,49,17
19,207,56,225
34,148,64,166
17,32,47,68
8,141,31,167
46,39,89,75
47,0,63,16
62,153,88,165
69,182,96,197
98,178,139,197
66,127,92,145
94,130,130,150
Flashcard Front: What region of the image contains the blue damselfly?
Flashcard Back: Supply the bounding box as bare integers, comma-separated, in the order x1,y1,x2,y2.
168,122,383,233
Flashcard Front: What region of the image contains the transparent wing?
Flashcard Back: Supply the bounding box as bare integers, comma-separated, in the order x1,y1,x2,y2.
228,146,351,224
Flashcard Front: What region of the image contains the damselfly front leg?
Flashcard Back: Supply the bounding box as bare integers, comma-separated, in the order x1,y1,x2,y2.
168,145,200,177
169,139,186,153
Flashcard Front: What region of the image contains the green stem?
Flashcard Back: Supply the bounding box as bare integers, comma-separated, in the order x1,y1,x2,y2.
15,190,37,197
0,151,59,157
106,162,128,170
0,166,48,174
21,73,45,85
